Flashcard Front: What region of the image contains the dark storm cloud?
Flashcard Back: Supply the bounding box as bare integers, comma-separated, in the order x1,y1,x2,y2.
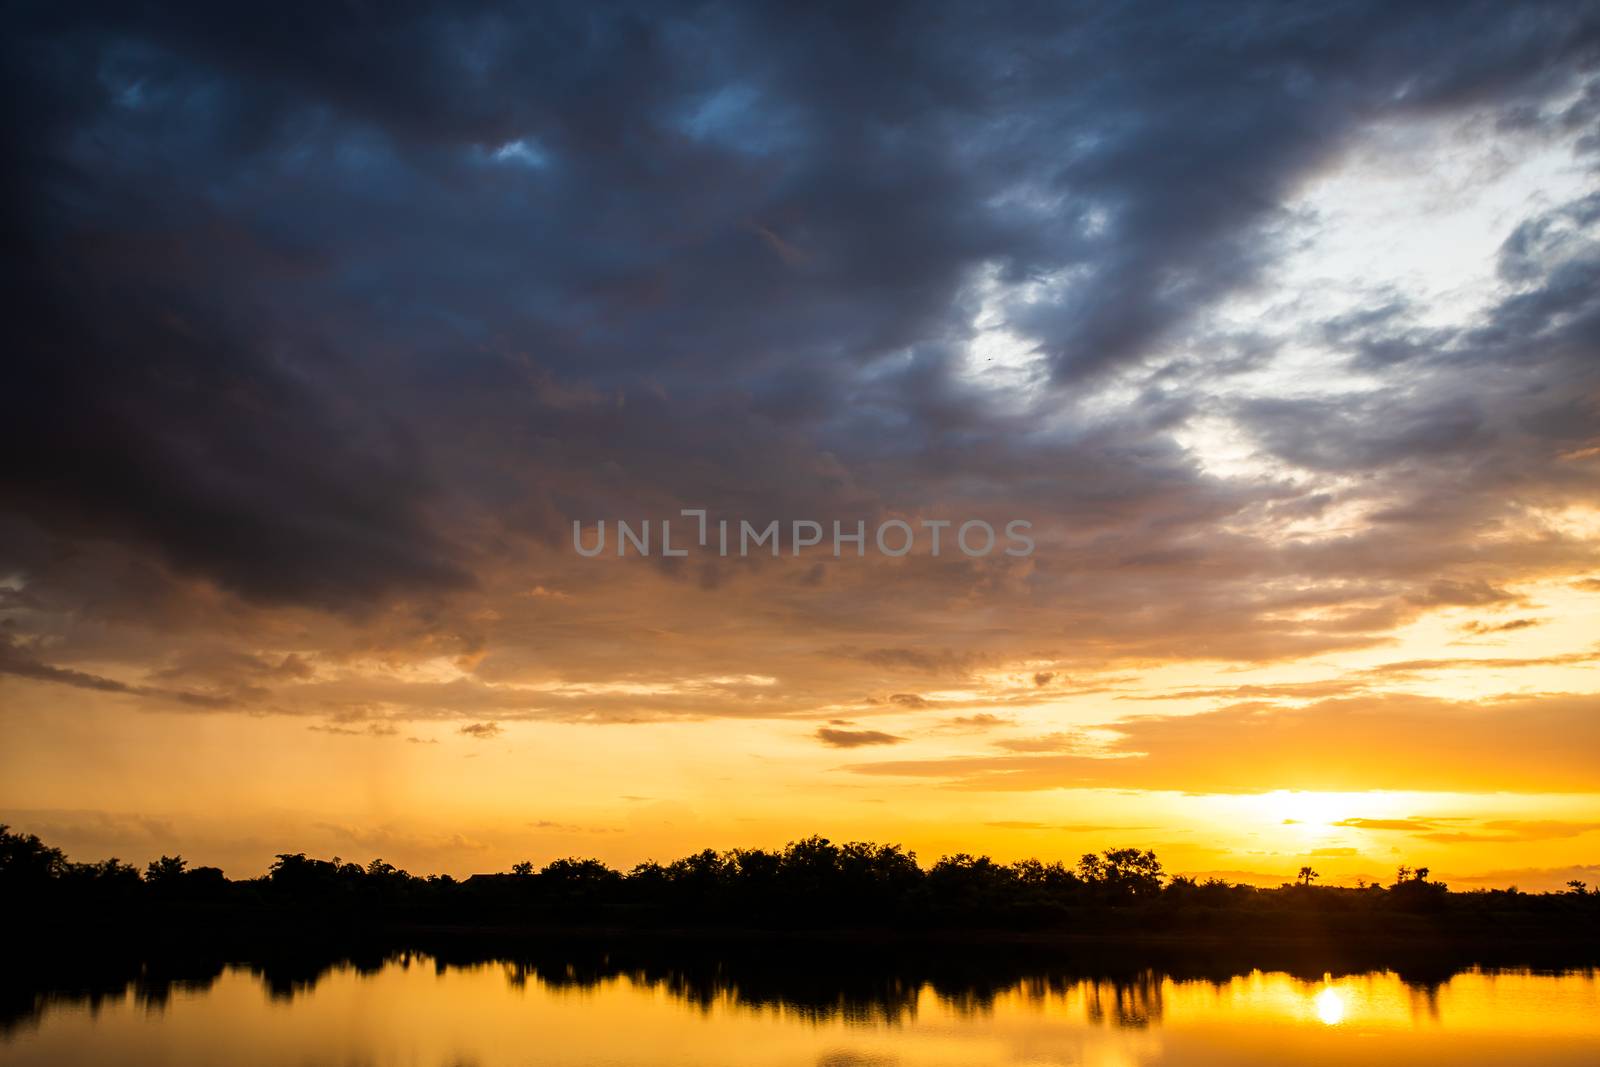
2,0,1598,722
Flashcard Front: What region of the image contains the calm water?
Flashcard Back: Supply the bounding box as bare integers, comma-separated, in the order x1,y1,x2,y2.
3,955,1596,1066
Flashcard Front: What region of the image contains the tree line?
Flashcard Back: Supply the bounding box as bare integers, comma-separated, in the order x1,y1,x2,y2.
3,824,1594,935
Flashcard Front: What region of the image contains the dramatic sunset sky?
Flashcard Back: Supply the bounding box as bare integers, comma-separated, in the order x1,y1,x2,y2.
3,2,1599,890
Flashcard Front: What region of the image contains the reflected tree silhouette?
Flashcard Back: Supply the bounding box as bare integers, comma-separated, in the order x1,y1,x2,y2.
4,933,1598,1041
1083,971,1165,1029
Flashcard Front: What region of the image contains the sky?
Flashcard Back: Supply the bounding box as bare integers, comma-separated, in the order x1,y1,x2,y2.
3,1,1599,890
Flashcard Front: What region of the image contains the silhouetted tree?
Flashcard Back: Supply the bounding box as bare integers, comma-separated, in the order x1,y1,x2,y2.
1078,848,1163,902
0,824,70,886
1389,863,1448,912
928,853,1019,920
146,855,188,884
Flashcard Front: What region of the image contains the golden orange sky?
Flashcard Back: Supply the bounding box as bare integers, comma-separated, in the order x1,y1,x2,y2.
4,558,1598,887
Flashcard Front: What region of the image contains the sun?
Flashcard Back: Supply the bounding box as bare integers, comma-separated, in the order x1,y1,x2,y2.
1255,790,1371,828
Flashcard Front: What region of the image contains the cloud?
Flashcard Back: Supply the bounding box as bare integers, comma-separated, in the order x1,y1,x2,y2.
1418,820,1600,844
1458,617,1544,635
459,722,503,740
0,635,235,710
310,722,401,738
849,693,1600,793
1,810,177,857
1120,680,1368,702
1364,647,1600,677
1445,864,1600,892
939,714,1012,731
2,5,1594,643
1333,818,1441,832
992,732,1088,754
845,649,982,676
816,727,907,749
985,821,1154,833
1334,816,1600,843
527,819,619,834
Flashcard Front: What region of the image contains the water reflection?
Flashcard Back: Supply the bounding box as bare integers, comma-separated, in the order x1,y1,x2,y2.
1082,970,1164,1028
2,945,1596,1066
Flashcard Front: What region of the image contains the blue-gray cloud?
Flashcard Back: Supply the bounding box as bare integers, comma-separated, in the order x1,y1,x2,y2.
1,0,1597,707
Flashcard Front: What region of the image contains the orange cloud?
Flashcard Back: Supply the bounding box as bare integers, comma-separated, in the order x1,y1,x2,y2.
849,693,1600,793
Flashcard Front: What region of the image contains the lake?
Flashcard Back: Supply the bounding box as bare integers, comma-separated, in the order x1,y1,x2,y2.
3,950,1596,1066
